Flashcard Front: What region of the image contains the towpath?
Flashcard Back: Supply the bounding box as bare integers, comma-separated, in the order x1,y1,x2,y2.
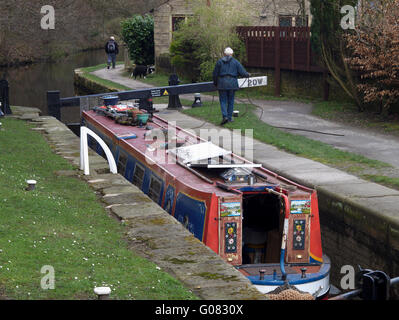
93,65,399,173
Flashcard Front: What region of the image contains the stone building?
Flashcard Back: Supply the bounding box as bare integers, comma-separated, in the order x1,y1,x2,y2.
151,0,311,64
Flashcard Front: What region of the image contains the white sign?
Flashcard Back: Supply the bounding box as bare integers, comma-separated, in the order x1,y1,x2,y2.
41,5,55,30
238,76,268,88
341,5,356,30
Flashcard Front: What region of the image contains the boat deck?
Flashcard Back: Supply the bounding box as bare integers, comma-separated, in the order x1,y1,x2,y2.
237,264,322,277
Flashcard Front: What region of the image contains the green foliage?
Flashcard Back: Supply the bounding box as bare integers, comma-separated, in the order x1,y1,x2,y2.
170,0,250,82
121,14,154,65
170,27,201,81
310,0,356,55
310,0,361,107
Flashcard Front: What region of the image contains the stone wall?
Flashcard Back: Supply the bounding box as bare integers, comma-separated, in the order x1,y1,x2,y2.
153,0,311,62
248,0,312,26
153,0,193,58
317,188,399,299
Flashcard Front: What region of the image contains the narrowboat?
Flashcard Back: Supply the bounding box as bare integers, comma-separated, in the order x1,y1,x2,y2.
81,104,331,299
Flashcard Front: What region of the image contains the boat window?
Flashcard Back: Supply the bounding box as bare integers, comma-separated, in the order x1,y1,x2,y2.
117,151,128,175
132,163,145,189
148,175,163,203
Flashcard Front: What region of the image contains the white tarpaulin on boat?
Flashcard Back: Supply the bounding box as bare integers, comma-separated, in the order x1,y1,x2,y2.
168,142,232,164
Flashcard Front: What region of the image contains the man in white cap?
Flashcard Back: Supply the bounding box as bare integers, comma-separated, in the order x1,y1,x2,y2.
212,47,249,125
105,36,119,69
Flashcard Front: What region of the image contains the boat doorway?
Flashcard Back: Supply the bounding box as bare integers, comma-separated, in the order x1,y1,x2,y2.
242,192,284,265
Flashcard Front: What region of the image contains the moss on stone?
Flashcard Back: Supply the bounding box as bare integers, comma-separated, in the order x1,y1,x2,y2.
194,272,239,282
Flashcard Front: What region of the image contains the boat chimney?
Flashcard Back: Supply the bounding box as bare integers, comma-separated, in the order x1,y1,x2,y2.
301,268,307,279
248,175,255,185
259,269,265,280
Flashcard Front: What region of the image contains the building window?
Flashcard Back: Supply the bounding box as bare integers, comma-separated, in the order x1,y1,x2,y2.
172,16,186,32
132,163,145,189
279,15,309,27
295,15,309,27
279,15,293,27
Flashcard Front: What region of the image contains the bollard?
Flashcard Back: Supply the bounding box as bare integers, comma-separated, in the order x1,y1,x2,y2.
0,79,11,115
25,180,37,191
167,74,182,109
47,91,61,120
94,287,111,300
192,93,202,108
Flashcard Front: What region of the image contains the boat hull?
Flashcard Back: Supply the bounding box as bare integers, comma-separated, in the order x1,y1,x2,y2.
237,255,331,298
81,110,331,298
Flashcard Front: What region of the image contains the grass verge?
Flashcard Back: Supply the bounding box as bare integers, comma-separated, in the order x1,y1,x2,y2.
0,118,197,300
312,100,399,137
182,101,399,189
79,62,131,91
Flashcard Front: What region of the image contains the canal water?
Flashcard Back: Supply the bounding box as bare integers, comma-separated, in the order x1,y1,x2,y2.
1,49,106,119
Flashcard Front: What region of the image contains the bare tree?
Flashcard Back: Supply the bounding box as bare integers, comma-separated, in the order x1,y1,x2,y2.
0,0,158,66
346,0,399,114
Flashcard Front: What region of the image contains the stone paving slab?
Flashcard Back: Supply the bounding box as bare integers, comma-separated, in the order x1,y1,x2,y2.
110,204,164,220
318,181,399,199
101,192,156,206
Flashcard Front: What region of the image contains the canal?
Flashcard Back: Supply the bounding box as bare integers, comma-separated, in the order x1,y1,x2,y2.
1,49,106,120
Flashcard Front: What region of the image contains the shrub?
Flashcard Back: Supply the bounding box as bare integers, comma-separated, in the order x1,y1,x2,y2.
121,14,154,65
170,0,250,82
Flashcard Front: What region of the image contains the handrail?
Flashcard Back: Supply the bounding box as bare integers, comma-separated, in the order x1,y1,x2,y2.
329,276,399,300
80,126,117,175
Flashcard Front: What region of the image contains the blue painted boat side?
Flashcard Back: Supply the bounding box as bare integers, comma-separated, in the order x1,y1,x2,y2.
164,185,175,215
174,192,207,241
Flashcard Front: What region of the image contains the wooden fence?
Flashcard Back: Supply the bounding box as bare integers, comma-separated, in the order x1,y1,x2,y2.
237,26,329,98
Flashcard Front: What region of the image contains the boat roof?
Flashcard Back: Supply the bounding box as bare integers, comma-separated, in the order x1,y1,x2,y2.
83,110,314,198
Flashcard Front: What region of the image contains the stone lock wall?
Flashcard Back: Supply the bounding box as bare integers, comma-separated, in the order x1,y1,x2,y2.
318,189,399,299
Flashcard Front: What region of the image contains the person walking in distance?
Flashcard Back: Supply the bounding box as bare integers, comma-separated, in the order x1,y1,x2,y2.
212,47,249,125
105,36,119,69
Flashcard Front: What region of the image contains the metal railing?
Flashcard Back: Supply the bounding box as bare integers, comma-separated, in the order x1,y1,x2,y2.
47,80,217,121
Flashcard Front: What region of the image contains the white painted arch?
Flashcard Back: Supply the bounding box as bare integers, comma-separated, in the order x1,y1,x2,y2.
80,126,117,175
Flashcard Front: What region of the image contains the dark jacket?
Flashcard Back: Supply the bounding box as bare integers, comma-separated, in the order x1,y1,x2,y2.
105,40,119,54
212,55,249,90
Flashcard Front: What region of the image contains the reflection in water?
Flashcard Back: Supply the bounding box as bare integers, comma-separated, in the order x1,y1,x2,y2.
1,49,106,118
